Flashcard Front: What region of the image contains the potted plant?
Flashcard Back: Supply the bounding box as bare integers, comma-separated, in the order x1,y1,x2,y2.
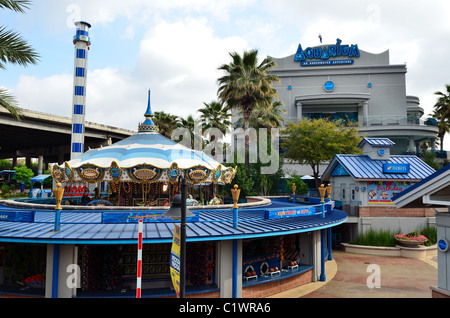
394,232,428,247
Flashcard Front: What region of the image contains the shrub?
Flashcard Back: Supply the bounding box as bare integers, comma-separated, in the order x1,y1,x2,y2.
350,229,398,247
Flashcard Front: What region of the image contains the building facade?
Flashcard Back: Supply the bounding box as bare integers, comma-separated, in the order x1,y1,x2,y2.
321,137,436,241
270,39,439,176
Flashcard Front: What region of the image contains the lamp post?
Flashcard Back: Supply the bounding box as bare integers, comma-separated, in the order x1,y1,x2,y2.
326,184,332,199
318,183,327,281
231,185,240,229
230,184,240,298
292,183,296,204
54,183,65,231
163,177,193,298
326,183,333,261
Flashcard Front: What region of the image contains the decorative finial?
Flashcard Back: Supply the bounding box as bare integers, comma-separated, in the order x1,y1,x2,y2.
138,89,159,133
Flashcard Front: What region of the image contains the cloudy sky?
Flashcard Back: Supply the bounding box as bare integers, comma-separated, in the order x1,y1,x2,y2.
2,0,450,145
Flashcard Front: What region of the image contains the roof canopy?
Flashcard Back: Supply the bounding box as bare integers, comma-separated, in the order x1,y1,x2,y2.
52,91,236,185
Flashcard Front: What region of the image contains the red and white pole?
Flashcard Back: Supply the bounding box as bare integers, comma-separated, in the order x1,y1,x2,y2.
137,219,143,298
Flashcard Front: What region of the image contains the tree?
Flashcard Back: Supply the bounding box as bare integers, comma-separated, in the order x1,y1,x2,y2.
237,99,286,130
198,100,232,139
13,165,33,186
431,84,450,151
0,0,39,119
153,111,180,138
217,49,279,167
282,118,362,190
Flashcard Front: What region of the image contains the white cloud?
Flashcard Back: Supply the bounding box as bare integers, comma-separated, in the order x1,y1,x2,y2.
12,16,249,131
132,17,248,120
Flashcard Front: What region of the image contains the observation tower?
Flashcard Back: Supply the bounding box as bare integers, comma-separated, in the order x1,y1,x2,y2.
70,21,91,160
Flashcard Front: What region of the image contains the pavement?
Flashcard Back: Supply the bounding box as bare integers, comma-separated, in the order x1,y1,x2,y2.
268,250,438,298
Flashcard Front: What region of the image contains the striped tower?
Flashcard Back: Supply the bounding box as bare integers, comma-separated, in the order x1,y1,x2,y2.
136,219,143,298
70,21,91,160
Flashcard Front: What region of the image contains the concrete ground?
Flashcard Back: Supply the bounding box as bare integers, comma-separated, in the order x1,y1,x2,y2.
268,250,438,298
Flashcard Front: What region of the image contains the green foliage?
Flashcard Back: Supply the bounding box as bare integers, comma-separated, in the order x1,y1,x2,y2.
421,150,442,171
0,159,12,170
286,175,309,195
225,163,256,198
350,229,399,247
431,84,450,151
0,0,39,119
13,165,33,186
419,226,437,246
282,118,362,189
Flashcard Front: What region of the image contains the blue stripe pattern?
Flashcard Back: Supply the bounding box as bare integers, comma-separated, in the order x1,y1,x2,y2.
76,49,86,59
73,124,84,134
75,67,85,77
74,104,84,115
74,86,85,96
72,143,83,153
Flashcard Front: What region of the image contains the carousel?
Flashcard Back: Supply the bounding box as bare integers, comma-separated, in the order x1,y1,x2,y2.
51,91,236,207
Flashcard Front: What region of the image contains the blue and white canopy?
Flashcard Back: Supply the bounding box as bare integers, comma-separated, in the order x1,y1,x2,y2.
52,91,236,185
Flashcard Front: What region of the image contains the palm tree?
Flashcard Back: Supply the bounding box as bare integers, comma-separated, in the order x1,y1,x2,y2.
0,0,39,119
217,49,279,166
178,115,203,149
432,84,450,151
245,100,286,130
198,100,232,139
153,111,180,138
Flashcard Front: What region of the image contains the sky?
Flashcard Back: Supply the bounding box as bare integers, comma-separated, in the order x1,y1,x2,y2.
1,0,450,147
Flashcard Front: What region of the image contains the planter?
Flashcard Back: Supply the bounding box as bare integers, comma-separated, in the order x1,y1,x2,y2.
341,243,437,258
395,239,425,248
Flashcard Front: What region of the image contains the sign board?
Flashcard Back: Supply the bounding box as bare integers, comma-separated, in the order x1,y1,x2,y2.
368,181,411,204
265,207,315,219
170,224,181,298
294,38,360,66
383,163,410,174
102,211,199,223
0,211,34,222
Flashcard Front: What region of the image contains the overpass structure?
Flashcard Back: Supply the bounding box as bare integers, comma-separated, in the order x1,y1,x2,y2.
0,107,135,171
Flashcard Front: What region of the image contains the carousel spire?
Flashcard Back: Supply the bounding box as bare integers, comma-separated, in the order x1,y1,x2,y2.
138,89,159,133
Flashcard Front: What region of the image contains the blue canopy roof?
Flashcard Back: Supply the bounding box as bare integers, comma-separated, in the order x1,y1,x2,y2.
322,154,435,181
0,201,347,244
30,175,51,182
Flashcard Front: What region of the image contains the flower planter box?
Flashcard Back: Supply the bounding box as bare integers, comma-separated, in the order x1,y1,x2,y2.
395,239,424,248
341,243,436,258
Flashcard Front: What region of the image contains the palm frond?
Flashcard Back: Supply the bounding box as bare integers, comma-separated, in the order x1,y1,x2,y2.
0,87,22,119
0,26,40,69
0,0,31,13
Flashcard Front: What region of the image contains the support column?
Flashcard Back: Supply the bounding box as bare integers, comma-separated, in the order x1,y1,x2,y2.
218,240,242,298
296,101,302,122
409,137,416,154
328,227,333,261
38,155,44,175
46,244,78,298
362,101,369,126
320,229,326,282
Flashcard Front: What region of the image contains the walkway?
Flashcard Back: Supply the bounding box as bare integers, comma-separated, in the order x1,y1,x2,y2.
268,250,438,298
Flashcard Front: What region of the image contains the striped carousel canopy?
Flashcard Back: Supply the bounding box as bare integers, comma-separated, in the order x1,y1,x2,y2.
52,91,236,185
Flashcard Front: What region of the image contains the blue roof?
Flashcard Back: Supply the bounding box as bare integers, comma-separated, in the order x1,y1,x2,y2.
358,138,396,148
392,163,450,202
0,202,347,244
322,154,435,181
30,175,51,182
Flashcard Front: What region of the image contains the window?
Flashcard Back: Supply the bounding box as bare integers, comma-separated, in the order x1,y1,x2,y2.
303,112,358,126
342,188,345,200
